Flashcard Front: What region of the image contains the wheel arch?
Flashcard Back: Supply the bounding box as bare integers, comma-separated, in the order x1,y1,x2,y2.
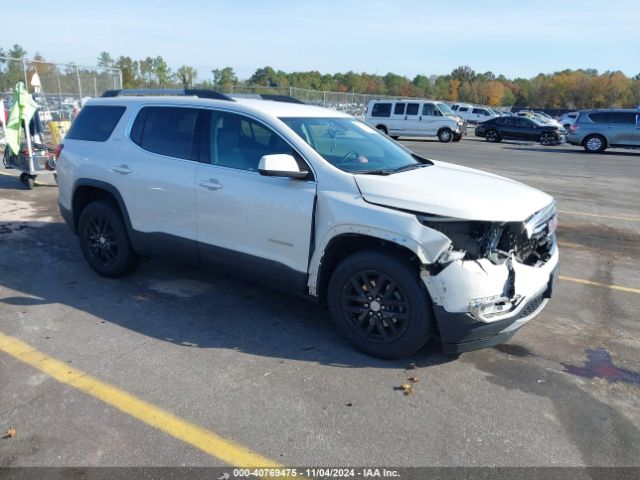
310,231,426,302
582,133,608,148
71,179,133,235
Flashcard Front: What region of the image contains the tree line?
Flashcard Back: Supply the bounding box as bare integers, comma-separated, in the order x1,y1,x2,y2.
2,45,639,109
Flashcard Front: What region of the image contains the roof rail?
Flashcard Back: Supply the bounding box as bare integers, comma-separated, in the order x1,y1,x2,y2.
259,94,305,104
101,89,234,101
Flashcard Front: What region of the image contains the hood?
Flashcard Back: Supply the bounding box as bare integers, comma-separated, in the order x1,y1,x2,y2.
354,160,553,222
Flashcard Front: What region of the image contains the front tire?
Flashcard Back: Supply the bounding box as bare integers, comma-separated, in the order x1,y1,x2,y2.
583,134,606,153
376,125,388,135
485,129,501,142
327,250,433,359
539,132,554,146
438,128,453,143
78,201,139,278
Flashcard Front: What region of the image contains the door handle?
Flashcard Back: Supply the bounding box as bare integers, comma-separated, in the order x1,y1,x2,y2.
199,178,223,191
110,164,132,174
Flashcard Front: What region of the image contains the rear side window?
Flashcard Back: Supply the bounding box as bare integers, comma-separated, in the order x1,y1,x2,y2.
131,107,199,160
406,103,419,115
371,103,392,117
588,112,636,124
66,106,125,142
458,107,468,112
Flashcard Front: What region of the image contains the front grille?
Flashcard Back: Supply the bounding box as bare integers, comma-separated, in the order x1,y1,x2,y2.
516,294,545,320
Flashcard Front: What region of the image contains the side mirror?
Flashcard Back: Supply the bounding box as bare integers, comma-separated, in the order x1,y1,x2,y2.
258,154,308,179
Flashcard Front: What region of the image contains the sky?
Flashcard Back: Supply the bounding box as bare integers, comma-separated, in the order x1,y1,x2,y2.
2,0,639,81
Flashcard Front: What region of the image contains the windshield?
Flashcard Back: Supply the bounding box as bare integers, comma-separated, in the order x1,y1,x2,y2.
437,103,455,116
280,117,428,174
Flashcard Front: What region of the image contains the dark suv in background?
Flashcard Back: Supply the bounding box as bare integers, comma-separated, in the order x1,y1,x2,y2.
567,109,640,152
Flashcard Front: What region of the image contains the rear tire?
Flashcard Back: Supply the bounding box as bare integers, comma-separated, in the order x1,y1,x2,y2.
327,249,433,359
583,134,606,153
78,201,139,278
438,128,453,143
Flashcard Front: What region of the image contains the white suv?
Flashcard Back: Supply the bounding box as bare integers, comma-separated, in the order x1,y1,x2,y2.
57,90,559,359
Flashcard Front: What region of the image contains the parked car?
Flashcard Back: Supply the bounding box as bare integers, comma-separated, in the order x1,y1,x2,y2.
455,106,499,124
557,112,579,130
476,116,566,145
365,99,464,142
57,90,559,359
567,109,640,152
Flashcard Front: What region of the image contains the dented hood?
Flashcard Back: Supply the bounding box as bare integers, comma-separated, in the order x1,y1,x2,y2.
354,160,553,222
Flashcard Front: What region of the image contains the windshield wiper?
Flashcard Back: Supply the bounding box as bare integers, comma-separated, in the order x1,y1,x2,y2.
390,163,428,174
354,169,391,175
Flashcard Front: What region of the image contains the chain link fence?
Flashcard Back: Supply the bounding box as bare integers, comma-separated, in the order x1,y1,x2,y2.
225,86,509,119
0,56,121,121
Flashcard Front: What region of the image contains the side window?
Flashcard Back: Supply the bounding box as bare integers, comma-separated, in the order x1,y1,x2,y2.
210,111,295,172
458,107,469,112
406,103,419,115
422,104,435,116
472,108,483,114
394,103,406,115
611,112,637,124
66,106,125,142
588,112,611,124
371,103,392,117
132,107,199,160
496,117,506,125
515,117,533,127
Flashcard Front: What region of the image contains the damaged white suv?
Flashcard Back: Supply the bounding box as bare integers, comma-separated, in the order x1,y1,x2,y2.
57,90,559,359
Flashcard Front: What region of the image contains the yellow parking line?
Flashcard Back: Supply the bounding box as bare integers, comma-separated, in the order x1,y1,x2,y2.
558,210,640,222
559,275,640,294
0,331,281,468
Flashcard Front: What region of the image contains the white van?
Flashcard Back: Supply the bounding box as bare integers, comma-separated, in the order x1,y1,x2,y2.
365,100,464,142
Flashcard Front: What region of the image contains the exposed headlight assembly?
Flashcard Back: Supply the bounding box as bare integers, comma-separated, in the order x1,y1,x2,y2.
418,205,557,268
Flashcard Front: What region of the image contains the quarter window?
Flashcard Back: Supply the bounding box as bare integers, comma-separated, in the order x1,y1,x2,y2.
66,106,125,142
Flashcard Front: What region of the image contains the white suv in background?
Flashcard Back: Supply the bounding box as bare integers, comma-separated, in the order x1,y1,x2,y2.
57,89,559,359
365,99,464,142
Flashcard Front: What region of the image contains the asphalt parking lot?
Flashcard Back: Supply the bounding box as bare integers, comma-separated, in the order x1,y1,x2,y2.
1,136,639,468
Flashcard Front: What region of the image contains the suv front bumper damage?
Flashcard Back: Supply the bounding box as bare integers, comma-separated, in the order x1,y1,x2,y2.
422,247,559,353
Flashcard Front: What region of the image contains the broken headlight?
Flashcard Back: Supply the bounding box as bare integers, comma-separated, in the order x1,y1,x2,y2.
418,208,556,267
